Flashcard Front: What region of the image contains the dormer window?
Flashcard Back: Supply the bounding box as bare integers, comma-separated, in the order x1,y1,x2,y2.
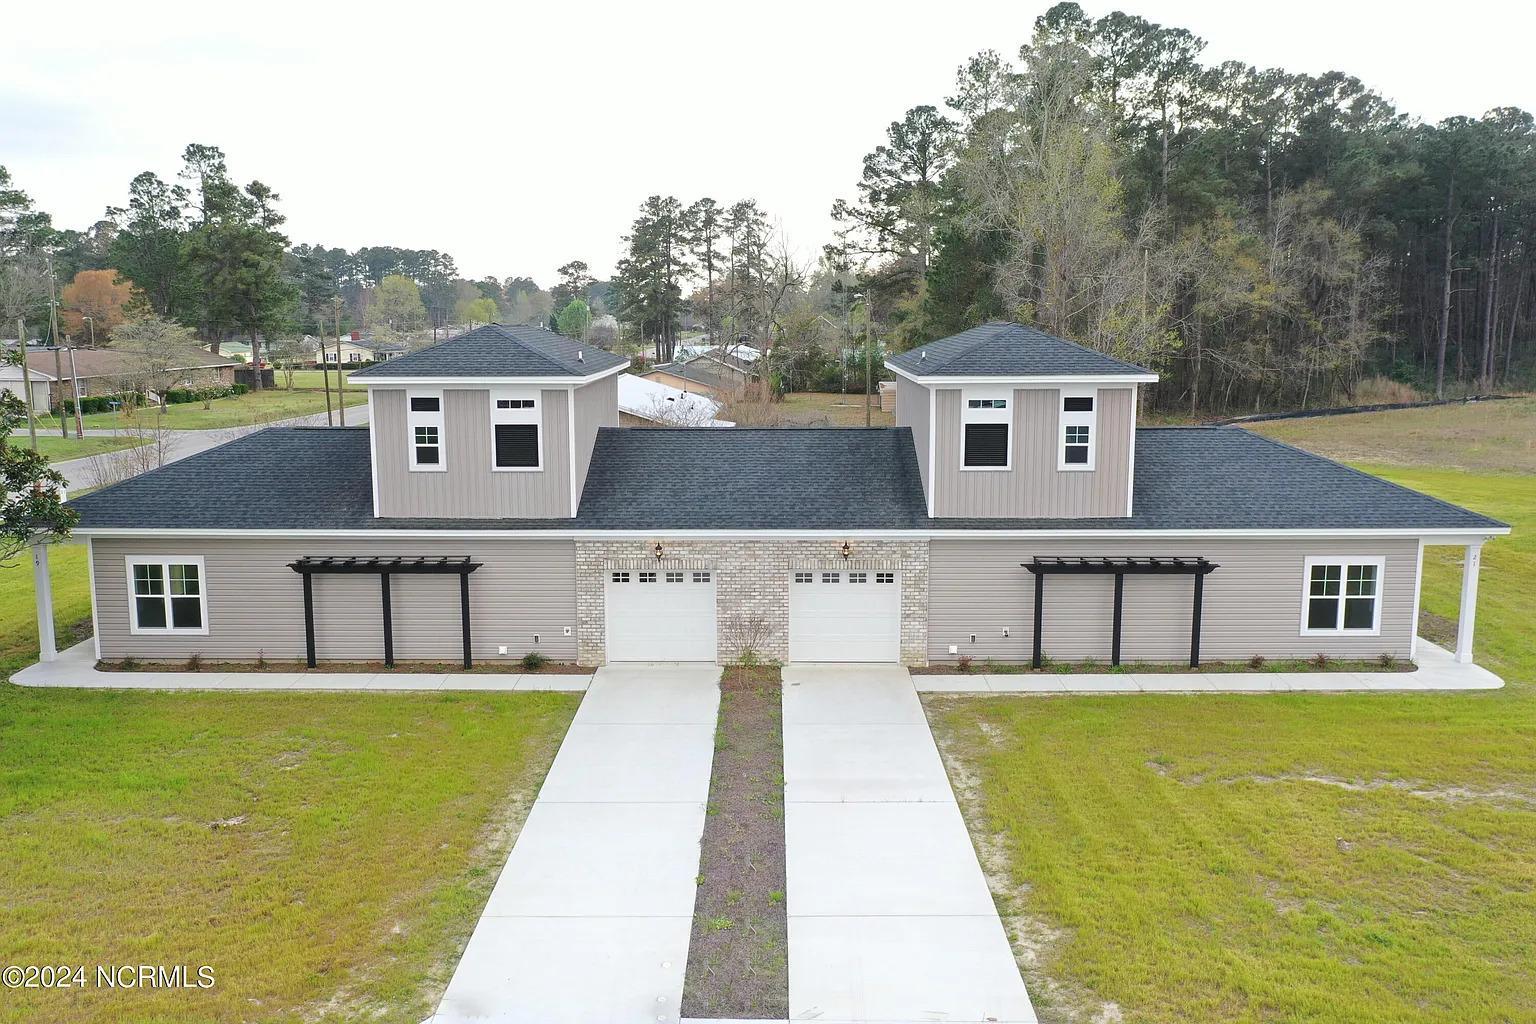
962,389,1012,469
407,390,445,471
1059,389,1097,470
491,389,541,470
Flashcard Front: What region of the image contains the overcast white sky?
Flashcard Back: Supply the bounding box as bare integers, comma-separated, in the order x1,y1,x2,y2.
5,0,1533,285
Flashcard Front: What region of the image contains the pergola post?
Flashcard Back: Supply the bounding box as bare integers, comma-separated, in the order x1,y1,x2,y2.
1110,572,1124,667
459,572,472,669
1456,541,1483,664
302,573,317,668
381,573,395,668
32,542,56,663
1189,572,1205,669
1032,571,1045,669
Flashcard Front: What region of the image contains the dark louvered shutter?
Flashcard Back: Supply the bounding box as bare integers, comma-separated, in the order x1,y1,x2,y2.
963,423,1009,467
494,424,540,468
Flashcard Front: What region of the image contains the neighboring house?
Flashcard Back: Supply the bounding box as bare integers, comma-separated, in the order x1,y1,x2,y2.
321,334,410,365
25,347,239,407
59,321,1508,672
878,379,897,413
0,363,55,414
617,373,733,427
644,353,744,397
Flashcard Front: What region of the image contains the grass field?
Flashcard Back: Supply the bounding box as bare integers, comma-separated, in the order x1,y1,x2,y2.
49,388,368,433
0,548,578,1024
779,391,894,427
277,368,358,391
927,407,1535,1024
19,434,147,461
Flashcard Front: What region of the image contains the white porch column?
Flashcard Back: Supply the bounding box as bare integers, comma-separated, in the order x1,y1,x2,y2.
1456,541,1484,664
32,541,57,663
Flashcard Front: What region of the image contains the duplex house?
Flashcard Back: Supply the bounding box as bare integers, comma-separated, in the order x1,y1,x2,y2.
57,322,1507,670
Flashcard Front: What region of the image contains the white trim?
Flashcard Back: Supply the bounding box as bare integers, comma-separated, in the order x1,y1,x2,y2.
884,362,1158,387
124,555,209,636
567,388,579,517
1299,555,1385,637
367,387,381,517
406,389,446,472
87,537,101,661
926,383,936,518
488,387,543,472
1456,541,1484,664
1409,537,1425,660
354,363,626,389
960,386,1013,471
73,526,1510,540
1057,386,1098,472
1125,385,1138,517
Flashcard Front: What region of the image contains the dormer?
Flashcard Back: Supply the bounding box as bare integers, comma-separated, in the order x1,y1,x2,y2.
351,324,627,519
885,322,1157,519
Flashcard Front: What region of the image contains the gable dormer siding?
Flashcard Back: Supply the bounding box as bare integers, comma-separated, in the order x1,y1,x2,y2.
371,386,573,518
929,384,1135,518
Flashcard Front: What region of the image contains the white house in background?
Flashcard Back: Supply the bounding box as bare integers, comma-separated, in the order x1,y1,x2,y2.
678,340,762,364
321,334,409,365
617,372,733,427
0,363,55,414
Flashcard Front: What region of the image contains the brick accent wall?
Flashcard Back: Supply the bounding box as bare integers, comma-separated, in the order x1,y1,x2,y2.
575,538,929,666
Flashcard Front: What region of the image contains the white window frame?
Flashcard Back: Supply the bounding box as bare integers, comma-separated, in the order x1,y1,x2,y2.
125,555,209,635
407,389,446,472
490,388,543,472
1058,387,1097,471
1299,555,1385,637
961,386,1013,471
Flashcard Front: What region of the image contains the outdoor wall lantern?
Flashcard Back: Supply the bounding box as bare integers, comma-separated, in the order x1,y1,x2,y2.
840,541,852,560
653,542,665,561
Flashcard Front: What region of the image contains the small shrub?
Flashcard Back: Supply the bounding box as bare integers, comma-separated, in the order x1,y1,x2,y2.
256,649,268,670
520,651,549,671
231,383,249,395
1248,654,1266,670
956,655,973,673
120,656,139,672
1377,652,1397,669
186,653,202,672
1310,652,1330,670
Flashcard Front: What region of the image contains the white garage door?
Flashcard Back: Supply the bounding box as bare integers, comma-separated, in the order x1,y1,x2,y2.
605,569,717,662
789,570,901,662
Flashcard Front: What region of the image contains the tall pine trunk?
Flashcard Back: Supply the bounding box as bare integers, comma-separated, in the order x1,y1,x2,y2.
1435,177,1456,400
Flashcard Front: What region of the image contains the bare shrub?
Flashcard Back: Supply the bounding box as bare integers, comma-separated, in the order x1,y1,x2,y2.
721,611,778,674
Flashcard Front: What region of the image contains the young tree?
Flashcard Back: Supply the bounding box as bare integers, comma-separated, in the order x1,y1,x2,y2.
461,295,498,327
555,298,591,339
60,269,133,343
0,381,76,564
372,274,428,332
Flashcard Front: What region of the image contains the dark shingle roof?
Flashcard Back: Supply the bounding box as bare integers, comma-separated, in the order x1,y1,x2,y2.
648,357,738,390
68,425,1505,534
886,321,1153,377
350,323,627,379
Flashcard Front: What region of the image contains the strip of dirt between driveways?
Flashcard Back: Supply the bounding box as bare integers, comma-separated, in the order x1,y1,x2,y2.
681,665,789,1018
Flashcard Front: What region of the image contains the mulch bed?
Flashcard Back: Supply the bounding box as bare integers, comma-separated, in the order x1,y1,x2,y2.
681,664,788,1018
914,657,1415,675
93,659,589,674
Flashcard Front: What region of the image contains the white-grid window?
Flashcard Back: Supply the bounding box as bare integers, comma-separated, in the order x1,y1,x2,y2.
961,387,1012,470
611,572,630,583
692,572,711,583
639,571,657,583
822,572,840,583
1059,389,1097,470
794,572,813,584
849,572,868,583
490,389,541,470
127,556,208,634
407,390,445,471
1300,556,1384,635
666,571,685,583
876,572,895,584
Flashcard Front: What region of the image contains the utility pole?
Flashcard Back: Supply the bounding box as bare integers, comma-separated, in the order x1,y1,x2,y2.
52,346,67,438
68,347,84,438
864,300,875,429
83,315,95,347
318,330,334,426
16,318,38,450
332,297,346,427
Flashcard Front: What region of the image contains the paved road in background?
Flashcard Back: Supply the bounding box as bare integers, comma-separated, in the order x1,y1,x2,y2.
50,404,370,494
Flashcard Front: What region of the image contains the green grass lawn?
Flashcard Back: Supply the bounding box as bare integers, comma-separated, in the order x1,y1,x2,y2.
21,434,148,462
50,387,368,433
779,391,894,427
277,368,357,391
927,423,1535,1022
0,549,578,1024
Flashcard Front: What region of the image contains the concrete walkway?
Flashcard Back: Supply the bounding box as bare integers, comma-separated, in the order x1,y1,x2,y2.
782,663,1036,1024
913,639,1501,694
13,639,589,692
51,402,370,492
428,663,720,1024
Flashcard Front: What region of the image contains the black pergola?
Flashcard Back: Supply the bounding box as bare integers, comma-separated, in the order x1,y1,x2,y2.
286,556,483,669
1022,556,1219,668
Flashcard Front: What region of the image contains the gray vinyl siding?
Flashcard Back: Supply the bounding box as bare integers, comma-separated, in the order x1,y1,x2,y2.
572,374,618,503
92,537,579,663
897,376,931,500
928,537,1419,663
933,386,1133,519
373,387,571,518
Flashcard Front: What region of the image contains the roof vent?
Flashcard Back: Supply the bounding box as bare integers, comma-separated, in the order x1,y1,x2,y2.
577,350,584,362
920,349,927,360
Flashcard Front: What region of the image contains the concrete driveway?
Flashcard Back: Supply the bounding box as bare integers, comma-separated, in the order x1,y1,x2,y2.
427,663,719,1024
782,663,1036,1023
